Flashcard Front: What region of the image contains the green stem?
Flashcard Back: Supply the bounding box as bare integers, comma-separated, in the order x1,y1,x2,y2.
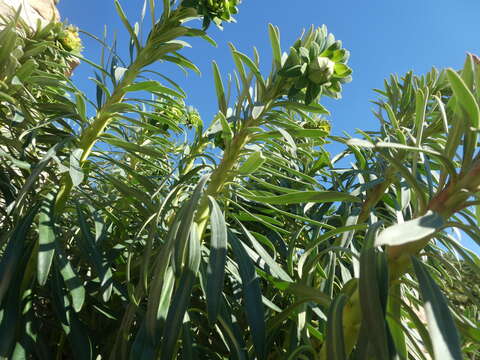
53,7,192,212
195,126,251,237
54,63,142,212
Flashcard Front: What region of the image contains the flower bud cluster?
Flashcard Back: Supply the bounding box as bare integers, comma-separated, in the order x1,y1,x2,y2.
153,98,202,134
57,25,82,54
181,0,240,29
277,25,352,104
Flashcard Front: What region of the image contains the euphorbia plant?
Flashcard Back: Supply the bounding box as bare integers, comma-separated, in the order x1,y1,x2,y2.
0,1,479,359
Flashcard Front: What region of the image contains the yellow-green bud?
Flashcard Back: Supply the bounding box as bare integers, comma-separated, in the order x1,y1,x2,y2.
58,26,82,54
308,56,335,85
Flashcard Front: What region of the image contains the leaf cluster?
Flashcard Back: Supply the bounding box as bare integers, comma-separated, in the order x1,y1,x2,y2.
0,2,479,360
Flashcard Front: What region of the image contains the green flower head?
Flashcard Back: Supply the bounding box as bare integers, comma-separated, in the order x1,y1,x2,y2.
58,25,83,54
277,25,352,104
181,0,241,29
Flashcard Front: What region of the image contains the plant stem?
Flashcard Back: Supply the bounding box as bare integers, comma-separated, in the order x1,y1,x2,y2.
54,63,142,212
195,126,251,237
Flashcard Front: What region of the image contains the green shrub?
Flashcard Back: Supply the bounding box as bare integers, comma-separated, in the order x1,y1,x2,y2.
0,1,479,359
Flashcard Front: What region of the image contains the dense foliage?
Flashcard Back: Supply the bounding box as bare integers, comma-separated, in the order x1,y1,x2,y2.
0,1,479,359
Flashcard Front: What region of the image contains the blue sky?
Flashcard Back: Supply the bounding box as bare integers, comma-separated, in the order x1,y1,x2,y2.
59,0,480,135
58,0,480,252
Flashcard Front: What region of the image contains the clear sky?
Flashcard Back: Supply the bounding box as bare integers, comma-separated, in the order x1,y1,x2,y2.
58,0,480,252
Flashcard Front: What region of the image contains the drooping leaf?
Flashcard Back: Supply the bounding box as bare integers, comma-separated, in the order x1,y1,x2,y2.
228,229,266,360
173,175,210,274
359,248,390,360
206,196,228,324
76,204,113,302
238,151,265,175
386,283,408,359
326,293,347,360
51,262,93,360
69,149,84,187
0,205,38,305
55,243,85,312
160,224,201,360
37,189,57,286
375,211,444,247
411,257,462,360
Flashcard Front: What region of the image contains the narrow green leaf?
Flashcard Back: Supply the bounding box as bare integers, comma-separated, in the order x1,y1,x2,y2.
228,43,247,85
0,205,38,305
217,112,233,144
387,283,408,359
173,175,210,274
0,246,32,358
145,218,180,337
51,262,92,360
239,190,360,205
461,54,475,89
217,308,248,360
228,229,266,360
149,27,189,45
8,142,63,215
411,257,462,360
37,190,57,286
236,221,292,282
233,50,266,93
212,61,228,114
70,148,84,187
289,128,329,138
238,151,265,175
476,204,480,227
77,205,113,302
181,314,196,360
268,24,282,68
359,248,390,360
129,321,155,360
157,267,175,329
252,103,266,120
146,176,209,337
0,149,31,170
375,211,444,247
125,80,184,98
414,88,428,146
162,53,200,74
446,68,480,129
274,282,330,307
326,293,347,360
55,243,85,312
160,224,201,360
114,0,141,52
275,100,330,115
206,196,228,324
103,136,166,158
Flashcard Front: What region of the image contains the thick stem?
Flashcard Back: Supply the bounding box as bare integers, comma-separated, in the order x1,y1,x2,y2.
195,127,251,237
53,7,191,212
54,62,142,212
